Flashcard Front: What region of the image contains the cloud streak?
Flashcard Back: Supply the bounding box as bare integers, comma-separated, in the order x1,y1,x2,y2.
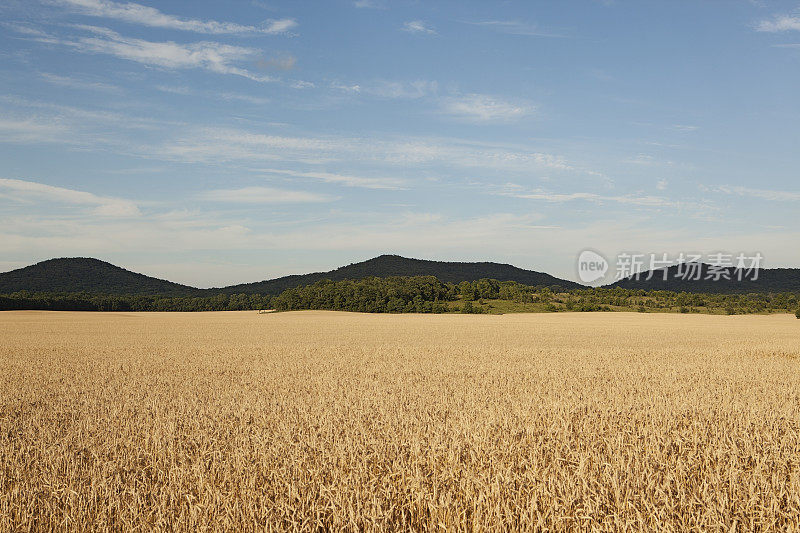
442,94,535,123
402,21,436,35
155,126,580,174
0,178,140,216
756,15,800,32
505,188,698,209
462,20,564,37
30,25,275,82
707,185,800,202
256,168,406,190
53,0,297,34
39,72,121,92
198,186,335,204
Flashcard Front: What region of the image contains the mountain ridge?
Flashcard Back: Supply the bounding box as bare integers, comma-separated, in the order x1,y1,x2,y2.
0,257,197,296
215,254,582,295
0,255,581,296
2,255,799,296
607,262,800,293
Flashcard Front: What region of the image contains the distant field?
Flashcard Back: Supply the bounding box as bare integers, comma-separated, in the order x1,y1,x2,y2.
1,311,799,530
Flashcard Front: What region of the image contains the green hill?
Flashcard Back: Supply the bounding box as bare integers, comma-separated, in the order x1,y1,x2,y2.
216,254,582,294
3,256,798,298
0,258,199,296
608,263,800,293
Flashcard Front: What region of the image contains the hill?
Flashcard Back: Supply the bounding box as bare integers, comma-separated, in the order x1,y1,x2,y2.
4,256,798,298
216,254,582,295
608,263,800,293
0,258,199,296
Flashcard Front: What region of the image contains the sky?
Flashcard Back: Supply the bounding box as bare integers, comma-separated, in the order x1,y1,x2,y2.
1,0,799,287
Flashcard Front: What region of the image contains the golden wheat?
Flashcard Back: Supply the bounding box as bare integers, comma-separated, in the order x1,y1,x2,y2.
1,310,799,531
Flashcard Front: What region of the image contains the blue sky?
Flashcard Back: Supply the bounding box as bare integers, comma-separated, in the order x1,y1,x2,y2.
1,0,799,287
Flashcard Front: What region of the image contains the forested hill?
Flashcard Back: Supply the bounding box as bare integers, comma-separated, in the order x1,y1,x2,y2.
608,263,800,293
0,255,580,296
216,254,582,294
5,256,798,297
0,258,199,296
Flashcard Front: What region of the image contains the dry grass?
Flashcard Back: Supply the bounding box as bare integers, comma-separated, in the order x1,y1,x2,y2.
1,310,799,531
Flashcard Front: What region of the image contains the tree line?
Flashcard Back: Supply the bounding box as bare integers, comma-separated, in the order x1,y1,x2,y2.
1,276,799,315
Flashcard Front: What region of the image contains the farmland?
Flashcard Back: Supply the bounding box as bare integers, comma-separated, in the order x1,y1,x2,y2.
1,311,799,530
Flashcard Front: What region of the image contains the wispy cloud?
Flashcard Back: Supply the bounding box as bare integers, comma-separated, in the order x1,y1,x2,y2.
256,168,406,190
442,94,535,123
219,92,271,105
461,20,564,37
155,126,580,174
154,85,271,105
623,154,662,166
0,178,140,216
256,53,297,71
0,118,69,143
23,25,275,82
505,188,694,209
402,20,436,35
198,186,335,204
330,79,438,99
39,72,121,92
706,184,800,202
353,0,385,8
52,0,297,34
756,15,800,32
368,80,437,99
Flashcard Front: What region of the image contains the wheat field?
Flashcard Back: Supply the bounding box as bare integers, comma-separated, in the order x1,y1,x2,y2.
1,311,799,531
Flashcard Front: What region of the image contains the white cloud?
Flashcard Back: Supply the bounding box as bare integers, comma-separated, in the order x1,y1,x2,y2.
0,118,69,143
402,20,436,35
39,72,121,92
155,84,192,95
461,20,564,37
656,179,668,191
0,178,140,216
256,53,296,71
219,92,271,105
354,0,384,8
623,154,657,166
330,79,437,99
198,186,335,204
53,26,275,82
442,94,535,123
756,15,800,32
154,85,270,104
707,185,800,202
369,80,438,99
330,81,362,93
256,168,406,190
155,126,580,174
506,188,696,209
290,80,315,89
53,0,297,34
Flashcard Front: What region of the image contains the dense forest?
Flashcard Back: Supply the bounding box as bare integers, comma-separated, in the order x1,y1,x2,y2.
0,255,581,296
0,291,271,312
219,254,582,294
0,258,197,296
2,275,799,316
611,263,800,293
